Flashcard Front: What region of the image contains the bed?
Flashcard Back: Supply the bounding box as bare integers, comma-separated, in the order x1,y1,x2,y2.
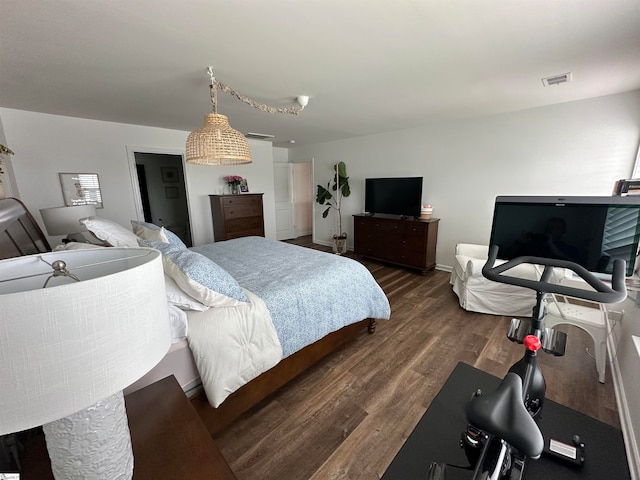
0,197,391,435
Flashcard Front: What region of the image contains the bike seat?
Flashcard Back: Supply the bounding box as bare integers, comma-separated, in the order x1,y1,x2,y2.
466,372,544,459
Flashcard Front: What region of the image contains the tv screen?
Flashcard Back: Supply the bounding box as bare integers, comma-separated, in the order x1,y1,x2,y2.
365,177,423,218
489,196,640,276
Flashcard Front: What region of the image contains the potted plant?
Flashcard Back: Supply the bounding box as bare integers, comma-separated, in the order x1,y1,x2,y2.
316,161,350,254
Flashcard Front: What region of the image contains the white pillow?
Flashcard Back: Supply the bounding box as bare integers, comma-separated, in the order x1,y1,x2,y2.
131,221,169,243
164,275,209,312
80,216,139,247
167,303,188,344
131,221,186,248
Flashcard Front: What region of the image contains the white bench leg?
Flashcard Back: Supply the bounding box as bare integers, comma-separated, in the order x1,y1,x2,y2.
595,337,607,384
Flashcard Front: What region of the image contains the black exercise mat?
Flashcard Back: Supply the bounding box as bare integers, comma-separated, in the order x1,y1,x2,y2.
382,362,630,479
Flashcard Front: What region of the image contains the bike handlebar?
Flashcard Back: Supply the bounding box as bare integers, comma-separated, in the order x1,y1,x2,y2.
482,245,627,304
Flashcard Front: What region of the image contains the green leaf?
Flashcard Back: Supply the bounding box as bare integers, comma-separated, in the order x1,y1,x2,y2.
316,185,332,204
322,206,331,218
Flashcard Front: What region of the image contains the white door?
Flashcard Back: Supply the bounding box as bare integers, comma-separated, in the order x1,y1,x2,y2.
292,162,312,237
274,163,295,240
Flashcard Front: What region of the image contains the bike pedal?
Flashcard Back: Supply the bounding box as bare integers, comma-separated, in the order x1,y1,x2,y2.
541,328,567,356
506,318,531,344
543,435,585,467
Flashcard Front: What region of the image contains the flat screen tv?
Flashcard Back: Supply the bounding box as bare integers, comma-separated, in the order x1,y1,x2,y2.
488,196,640,276
365,177,423,218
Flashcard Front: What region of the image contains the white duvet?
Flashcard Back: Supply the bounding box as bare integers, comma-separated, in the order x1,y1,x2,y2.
186,289,282,407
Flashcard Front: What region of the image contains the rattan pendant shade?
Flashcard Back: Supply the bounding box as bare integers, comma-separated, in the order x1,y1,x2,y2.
185,113,252,165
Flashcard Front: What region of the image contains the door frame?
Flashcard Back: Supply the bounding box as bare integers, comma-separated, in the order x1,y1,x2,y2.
125,145,197,243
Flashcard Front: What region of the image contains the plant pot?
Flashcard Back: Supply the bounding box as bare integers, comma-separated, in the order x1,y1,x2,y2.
332,234,348,255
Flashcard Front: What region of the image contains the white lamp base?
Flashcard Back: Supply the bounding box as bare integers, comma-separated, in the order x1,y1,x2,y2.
42,391,133,480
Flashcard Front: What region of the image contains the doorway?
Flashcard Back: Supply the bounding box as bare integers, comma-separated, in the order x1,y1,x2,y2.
273,161,312,240
133,152,192,246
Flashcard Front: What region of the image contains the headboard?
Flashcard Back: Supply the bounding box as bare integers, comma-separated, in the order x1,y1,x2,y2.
0,197,51,260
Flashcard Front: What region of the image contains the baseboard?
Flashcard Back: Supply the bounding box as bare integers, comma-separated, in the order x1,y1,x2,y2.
607,317,640,480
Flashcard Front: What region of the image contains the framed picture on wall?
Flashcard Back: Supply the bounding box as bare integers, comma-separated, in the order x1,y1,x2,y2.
240,179,249,193
161,167,179,183
59,173,103,208
165,186,179,199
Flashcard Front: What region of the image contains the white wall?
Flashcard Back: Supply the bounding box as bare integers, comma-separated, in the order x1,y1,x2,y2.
0,108,277,246
273,146,288,163
291,90,640,269
610,294,640,479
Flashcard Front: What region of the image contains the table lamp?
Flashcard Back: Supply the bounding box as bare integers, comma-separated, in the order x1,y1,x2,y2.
39,205,97,243
0,247,171,479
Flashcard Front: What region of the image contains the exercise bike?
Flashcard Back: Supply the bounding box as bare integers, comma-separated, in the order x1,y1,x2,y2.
428,245,627,480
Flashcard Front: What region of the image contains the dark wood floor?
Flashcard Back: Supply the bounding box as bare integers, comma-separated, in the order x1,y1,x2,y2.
214,236,620,480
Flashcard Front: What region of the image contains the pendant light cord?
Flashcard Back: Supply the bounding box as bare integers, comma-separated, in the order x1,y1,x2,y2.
207,67,303,116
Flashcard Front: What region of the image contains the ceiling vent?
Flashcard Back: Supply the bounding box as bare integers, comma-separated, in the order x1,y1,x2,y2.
245,132,275,140
542,72,572,87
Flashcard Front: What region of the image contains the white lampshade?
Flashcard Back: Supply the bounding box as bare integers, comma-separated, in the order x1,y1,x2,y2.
0,247,170,478
40,204,97,236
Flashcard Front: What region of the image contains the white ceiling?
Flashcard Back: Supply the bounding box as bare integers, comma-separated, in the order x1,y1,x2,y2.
2,0,639,147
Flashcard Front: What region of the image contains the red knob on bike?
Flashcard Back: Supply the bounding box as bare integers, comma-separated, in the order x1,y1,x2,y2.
524,335,542,352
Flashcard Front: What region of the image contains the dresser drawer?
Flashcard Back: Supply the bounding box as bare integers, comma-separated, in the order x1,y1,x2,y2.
405,222,427,237
221,195,262,207
386,249,426,266
225,217,264,236
224,204,263,219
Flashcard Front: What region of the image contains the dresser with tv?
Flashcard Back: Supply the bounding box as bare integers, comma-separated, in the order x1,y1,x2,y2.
353,214,439,275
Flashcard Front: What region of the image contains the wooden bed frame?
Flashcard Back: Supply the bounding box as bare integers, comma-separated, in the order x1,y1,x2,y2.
0,197,376,436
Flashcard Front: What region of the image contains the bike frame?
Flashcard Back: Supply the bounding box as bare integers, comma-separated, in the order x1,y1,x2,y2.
467,246,626,480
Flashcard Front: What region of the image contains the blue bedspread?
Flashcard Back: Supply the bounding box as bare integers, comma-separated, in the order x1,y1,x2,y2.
192,237,390,357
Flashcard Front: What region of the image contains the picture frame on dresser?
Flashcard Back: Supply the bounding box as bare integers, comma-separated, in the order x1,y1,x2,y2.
239,179,249,193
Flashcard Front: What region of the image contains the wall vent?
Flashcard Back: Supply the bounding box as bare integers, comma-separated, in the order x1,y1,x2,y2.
542,72,572,86
245,132,275,140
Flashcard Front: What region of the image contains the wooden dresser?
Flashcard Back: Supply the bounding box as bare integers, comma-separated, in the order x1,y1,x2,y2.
353,214,439,275
209,194,265,241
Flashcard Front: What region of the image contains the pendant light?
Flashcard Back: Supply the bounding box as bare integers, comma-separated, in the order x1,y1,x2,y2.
185,67,309,166
185,68,252,165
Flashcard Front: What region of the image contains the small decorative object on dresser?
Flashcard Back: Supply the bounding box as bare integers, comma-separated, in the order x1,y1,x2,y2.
420,204,433,219
224,175,243,195
210,193,265,241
